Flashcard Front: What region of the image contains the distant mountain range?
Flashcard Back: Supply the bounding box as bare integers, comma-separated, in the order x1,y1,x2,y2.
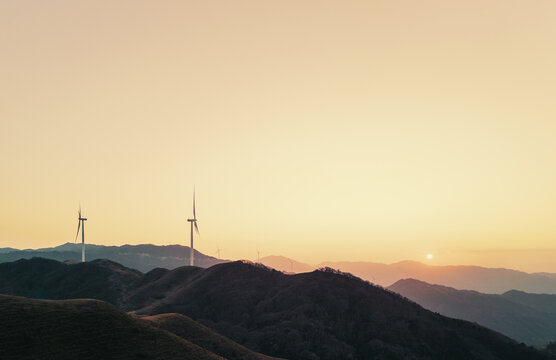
0,257,551,360
260,256,556,294
4,245,555,294
0,293,276,360
388,278,556,346
0,243,226,272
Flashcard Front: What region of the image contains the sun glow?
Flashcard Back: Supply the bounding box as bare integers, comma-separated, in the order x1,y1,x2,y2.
426,254,434,260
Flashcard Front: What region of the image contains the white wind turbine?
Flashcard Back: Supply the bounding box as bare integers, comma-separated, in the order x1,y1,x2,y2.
187,189,200,266
74,205,87,262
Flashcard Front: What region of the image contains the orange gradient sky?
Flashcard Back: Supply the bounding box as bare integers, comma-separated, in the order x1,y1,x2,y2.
1,1,556,272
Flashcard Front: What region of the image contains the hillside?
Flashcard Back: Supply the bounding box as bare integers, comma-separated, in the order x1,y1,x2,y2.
258,257,556,294
388,278,556,345
502,290,556,315
140,313,280,360
0,294,223,360
0,257,142,306
129,262,550,360
0,243,226,272
259,255,314,273
0,258,552,359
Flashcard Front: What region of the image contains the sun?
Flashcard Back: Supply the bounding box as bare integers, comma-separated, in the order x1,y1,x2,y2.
426,253,434,260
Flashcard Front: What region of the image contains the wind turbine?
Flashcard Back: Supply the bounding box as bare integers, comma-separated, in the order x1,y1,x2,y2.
215,248,222,259
187,189,200,266
74,205,87,262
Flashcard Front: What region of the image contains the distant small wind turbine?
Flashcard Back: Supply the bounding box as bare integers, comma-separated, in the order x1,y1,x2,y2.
74,205,87,262
256,249,261,263
216,248,222,258
187,188,200,266
289,259,294,273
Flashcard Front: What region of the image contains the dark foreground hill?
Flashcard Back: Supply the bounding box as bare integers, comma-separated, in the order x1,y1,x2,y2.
0,243,226,272
0,257,141,307
0,294,224,360
388,278,556,345
140,313,280,360
128,262,550,360
0,258,553,360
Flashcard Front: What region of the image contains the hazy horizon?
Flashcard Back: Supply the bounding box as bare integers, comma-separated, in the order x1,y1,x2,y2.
2,1,556,273
4,241,556,274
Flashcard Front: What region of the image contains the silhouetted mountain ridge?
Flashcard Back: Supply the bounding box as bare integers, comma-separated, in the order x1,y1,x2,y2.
258,256,556,294
0,243,226,272
388,278,556,345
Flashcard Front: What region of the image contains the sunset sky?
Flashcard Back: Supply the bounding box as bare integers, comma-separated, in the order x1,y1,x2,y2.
1,1,556,272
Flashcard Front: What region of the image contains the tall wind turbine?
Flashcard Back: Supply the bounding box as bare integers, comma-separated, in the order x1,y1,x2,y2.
187,189,200,266
74,205,87,262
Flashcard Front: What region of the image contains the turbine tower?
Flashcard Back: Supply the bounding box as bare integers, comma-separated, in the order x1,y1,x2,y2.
74,205,87,262
187,189,200,266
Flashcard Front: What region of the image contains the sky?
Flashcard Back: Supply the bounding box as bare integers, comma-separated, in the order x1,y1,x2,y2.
1,1,556,272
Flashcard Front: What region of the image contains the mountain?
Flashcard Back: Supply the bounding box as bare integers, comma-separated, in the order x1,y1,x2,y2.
127,262,549,360
502,290,556,315
259,255,314,273
0,257,141,307
257,257,556,294
536,273,556,280
316,260,556,294
388,278,556,345
0,294,224,360
0,243,226,272
0,257,552,359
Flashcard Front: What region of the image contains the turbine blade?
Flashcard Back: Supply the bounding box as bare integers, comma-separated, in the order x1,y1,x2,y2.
194,221,200,235
74,220,81,243
193,188,196,219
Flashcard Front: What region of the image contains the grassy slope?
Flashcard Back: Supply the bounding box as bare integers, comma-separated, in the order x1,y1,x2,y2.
140,313,282,360
0,294,223,360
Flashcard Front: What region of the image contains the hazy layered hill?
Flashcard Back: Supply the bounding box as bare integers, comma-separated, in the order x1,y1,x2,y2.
502,290,556,315
0,243,226,272
259,255,314,273
388,278,556,345
0,294,224,360
259,257,556,294
1,257,552,359
5,245,556,294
